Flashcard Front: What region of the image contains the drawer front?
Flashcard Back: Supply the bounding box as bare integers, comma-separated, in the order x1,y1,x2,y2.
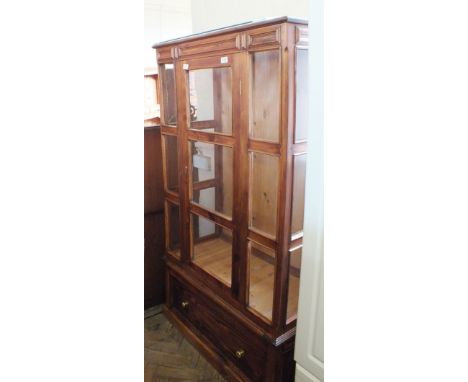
171,276,267,381
197,304,266,381
172,276,198,323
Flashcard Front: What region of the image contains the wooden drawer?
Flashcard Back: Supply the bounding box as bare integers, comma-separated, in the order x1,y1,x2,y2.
171,276,267,381
172,276,198,323
144,212,165,308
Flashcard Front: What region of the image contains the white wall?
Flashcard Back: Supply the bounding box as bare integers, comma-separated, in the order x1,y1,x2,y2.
144,0,192,68
294,0,324,380
190,0,308,33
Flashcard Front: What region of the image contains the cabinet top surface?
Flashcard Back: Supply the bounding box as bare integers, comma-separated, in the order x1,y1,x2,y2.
152,16,308,49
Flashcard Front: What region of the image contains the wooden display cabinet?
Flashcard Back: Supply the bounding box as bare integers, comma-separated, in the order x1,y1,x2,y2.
153,16,308,382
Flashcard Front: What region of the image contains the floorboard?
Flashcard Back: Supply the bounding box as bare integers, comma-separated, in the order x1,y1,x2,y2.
145,306,226,382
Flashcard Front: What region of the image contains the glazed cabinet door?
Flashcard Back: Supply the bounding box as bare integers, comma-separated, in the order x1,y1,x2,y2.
159,62,182,260
180,54,242,295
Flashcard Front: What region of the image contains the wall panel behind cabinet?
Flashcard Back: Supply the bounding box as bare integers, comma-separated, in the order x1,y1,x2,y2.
144,126,166,308
144,212,165,308
144,128,165,214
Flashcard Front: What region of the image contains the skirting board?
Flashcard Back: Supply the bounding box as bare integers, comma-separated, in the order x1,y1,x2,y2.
295,364,322,382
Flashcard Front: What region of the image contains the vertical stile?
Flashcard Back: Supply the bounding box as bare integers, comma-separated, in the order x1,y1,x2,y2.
232,52,250,304
175,60,191,263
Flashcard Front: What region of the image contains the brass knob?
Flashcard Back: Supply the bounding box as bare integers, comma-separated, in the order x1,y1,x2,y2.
235,349,245,359
181,301,189,309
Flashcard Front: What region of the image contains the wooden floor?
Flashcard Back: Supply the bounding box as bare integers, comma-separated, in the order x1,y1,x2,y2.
145,305,226,382
193,237,300,321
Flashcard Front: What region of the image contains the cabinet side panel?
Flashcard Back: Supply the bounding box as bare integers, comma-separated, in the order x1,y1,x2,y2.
272,23,297,332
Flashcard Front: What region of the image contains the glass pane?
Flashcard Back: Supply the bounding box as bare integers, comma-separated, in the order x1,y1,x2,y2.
160,64,177,126
287,246,302,321
191,214,232,287
291,154,307,237
249,152,279,238
250,50,280,142
248,241,275,321
167,202,181,258
190,141,233,218
295,49,309,142
163,135,179,193
189,67,232,135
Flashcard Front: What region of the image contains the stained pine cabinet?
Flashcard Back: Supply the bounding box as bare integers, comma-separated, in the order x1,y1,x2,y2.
154,16,308,382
